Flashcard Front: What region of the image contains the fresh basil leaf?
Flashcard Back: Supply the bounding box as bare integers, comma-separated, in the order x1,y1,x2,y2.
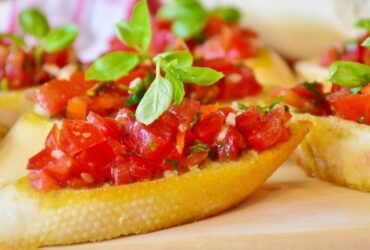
158,0,208,39
173,17,207,39
136,75,173,125
212,7,240,23
157,51,193,68
362,37,370,49
19,9,50,39
86,51,139,81
0,33,26,47
356,18,370,32
178,67,224,85
130,0,152,52
115,20,135,48
303,82,320,96
237,103,248,110
329,61,370,86
43,24,78,52
166,71,185,105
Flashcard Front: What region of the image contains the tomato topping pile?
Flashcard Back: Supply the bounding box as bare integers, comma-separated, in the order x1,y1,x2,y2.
0,39,77,90
275,82,370,125
190,16,258,61
27,98,291,191
320,33,370,67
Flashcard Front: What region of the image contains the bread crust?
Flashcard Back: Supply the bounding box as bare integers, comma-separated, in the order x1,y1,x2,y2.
293,114,370,192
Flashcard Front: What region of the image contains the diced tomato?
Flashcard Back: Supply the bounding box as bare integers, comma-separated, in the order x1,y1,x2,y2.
110,156,135,185
235,106,260,133
27,79,96,115
169,98,200,128
87,112,120,139
215,126,246,160
129,155,155,181
328,91,370,125
45,124,60,149
193,24,257,61
66,96,88,120
74,141,116,183
88,93,125,117
59,119,107,156
181,152,209,168
194,111,225,144
43,48,70,67
29,170,60,191
194,59,262,101
127,122,167,160
244,107,291,151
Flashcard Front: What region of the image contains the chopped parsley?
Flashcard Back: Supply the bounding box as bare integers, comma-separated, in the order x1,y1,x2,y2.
190,140,210,154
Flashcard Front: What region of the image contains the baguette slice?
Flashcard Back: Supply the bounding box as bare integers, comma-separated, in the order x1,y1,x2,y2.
0,112,54,188
0,89,33,130
0,121,310,248
293,114,370,192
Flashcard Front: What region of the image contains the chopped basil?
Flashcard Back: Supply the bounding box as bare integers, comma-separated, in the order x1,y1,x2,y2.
257,96,285,113
165,158,180,169
237,103,248,110
190,140,210,154
303,82,320,96
19,9,50,39
350,86,363,94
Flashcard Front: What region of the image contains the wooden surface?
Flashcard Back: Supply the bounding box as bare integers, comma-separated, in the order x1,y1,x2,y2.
45,160,370,250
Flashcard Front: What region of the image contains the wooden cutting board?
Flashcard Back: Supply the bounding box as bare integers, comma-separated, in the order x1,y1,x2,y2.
45,160,370,250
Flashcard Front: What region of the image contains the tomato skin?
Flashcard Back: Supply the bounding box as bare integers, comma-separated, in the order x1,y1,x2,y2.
29,170,60,191
28,78,96,115
320,47,340,67
129,155,155,181
194,59,262,101
194,111,225,144
243,108,291,151
215,126,246,160
193,21,258,61
73,141,116,183
59,120,107,156
87,112,120,140
110,156,135,185
328,91,370,125
235,106,260,133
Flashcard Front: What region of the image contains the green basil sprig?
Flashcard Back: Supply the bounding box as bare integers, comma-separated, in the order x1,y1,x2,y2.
329,61,370,86
86,52,140,81
17,8,78,53
136,51,224,125
362,37,370,49
87,0,151,82
356,18,370,32
157,0,240,39
115,0,151,55
19,9,50,39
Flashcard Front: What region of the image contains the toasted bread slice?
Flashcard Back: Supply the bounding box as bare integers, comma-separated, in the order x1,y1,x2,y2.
293,114,370,192
0,90,33,130
0,112,54,188
0,121,310,248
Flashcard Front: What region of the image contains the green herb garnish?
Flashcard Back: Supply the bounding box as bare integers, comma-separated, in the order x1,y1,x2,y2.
0,33,26,47
237,103,248,110
303,82,320,96
329,61,370,86
362,37,370,49
257,96,285,114
356,18,370,32
86,52,140,81
350,86,363,94
158,0,240,39
165,158,180,169
18,8,78,53
190,140,210,154
136,51,223,125
115,0,151,56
